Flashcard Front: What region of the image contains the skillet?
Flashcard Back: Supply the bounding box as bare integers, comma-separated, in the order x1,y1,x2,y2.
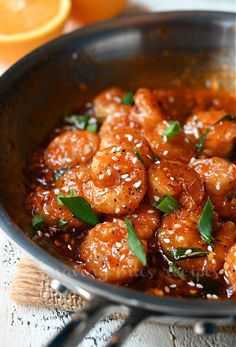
0,11,235,347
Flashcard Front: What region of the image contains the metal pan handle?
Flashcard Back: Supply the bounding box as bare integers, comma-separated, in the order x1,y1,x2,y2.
47,297,110,347
47,297,150,347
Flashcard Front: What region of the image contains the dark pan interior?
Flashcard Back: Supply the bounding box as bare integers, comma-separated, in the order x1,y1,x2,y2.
0,12,235,313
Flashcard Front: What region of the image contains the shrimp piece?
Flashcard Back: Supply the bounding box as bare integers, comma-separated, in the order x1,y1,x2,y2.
26,187,84,229
126,204,160,240
44,130,100,171
130,88,166,130
148,160,204,209
93,87,131,120
55,165,90,195
83,146,147,215
80,220,146,283
99,114,140,137
99,127,155,169
158,208,236,273
145,121,195,163
224,243,236,293
184,110,236,158
190,157,236,219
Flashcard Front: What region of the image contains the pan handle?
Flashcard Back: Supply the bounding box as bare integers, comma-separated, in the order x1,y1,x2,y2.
47,297,112,347
47,297,150,347
106,308,149,347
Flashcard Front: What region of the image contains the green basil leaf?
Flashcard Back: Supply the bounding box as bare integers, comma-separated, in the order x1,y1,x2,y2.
57,218,69,229
215,114,236,124
125,218,147,266
197,197,213,245
152,151,160,162
196,128,210,155
122,91,134,105
32,215,45,230
86,117,99,133
54,168,68,181
59,196,100,226
164,121,181,139
155,195,179,214
63,114,89,130
169,262,186,280
167,247,209,261
57,189,76,206
134,147,145,164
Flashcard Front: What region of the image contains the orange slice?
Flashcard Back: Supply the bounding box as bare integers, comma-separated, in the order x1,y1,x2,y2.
0,0,71,63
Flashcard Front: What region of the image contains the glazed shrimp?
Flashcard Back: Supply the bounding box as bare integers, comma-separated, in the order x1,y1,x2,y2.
145,120,195,163
184,110,236,158
126,204,160,240
26,166,91,229
190,157,236,219
26,187,85,229
80,220,146,283
44,130,100,171
148,160,204,209
55,165,90,194
99,114,140,137
130,88,166,130
158,208,236,273
99,127,155,169
93,87,131,120
83,146,147,215
224,243,236,293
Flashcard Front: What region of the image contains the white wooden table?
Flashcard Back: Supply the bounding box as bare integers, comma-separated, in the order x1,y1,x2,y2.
0,1,235,346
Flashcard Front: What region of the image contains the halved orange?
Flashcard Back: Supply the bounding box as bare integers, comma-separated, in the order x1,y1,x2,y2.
0,0,71,63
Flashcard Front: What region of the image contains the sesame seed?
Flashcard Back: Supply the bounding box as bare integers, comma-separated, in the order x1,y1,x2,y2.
133,180,141,188
125,177,132,182
174,224,181,228
169,284,176,288
113,218,117,222
114,166,119,170
211,259,216,264
116,146,122,151
124,134,133,142
168,230,174,235
196,283,203,289
164,286,170,293
188,281,195,287
99,174,105,179
136,143,142,148
163,150,168,156
112,156,118,161
154,195,160,201
207,245,213,252
132,157,138,164
178,236,184,241
132,214,138,218
169,176,175,181
115,134,121,140
216,183,221,191
163,238,170,244
163,135,167,143
147,210,154,214
107,168,112,176
54,188,60,195
121,174,129,179
185,249,192,255
115,207,120,213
